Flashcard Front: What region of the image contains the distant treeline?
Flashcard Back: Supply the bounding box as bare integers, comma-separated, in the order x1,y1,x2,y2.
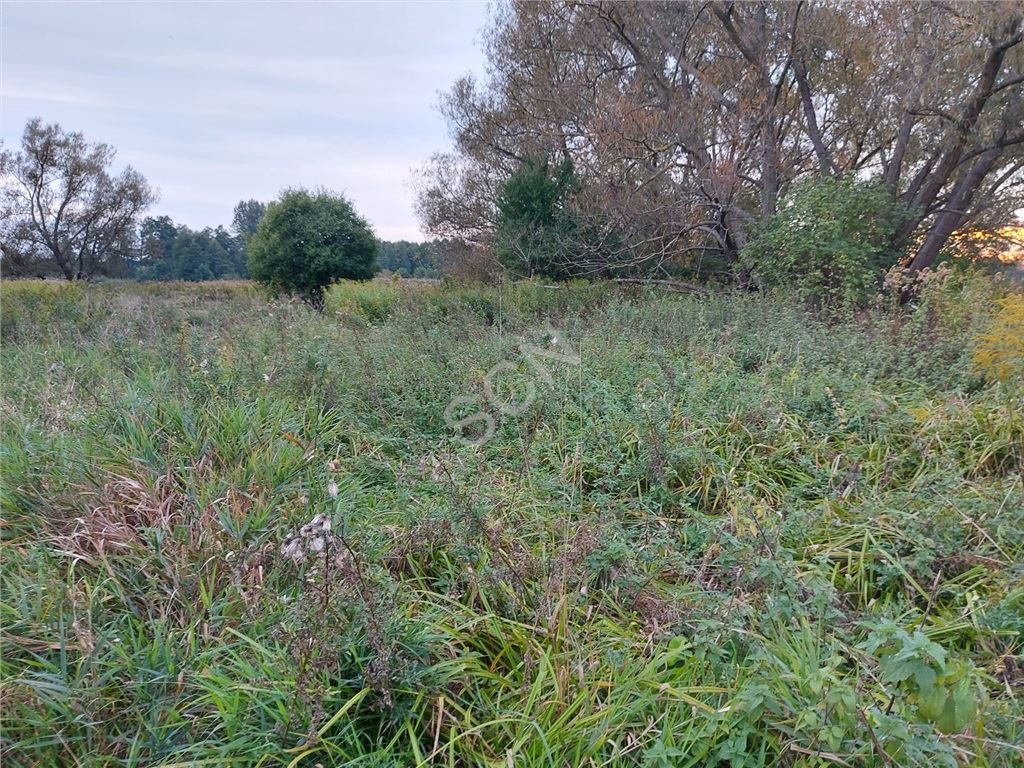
132,217,249,281
130,227,442,282
0,122,445,282
135,209,446,283
129,201,440,282
375,240,440,278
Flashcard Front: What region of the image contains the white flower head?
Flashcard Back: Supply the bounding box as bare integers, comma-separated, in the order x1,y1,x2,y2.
327,481,339,499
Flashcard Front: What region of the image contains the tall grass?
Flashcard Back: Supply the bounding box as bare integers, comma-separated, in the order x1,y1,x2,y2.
1,275,1021,766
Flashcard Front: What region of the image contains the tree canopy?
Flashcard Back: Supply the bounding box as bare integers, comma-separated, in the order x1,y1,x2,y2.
417,1,1024,281
376,240,441,278
248,188,378,307
492,158,580,278
232,199,266,239
134,216,250,281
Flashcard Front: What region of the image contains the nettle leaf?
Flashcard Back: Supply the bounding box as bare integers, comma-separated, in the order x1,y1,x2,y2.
897,632,947,668
860,620,903,654
936,678,978,734
826,723,847,751
879,654,914,684
911,662,938,696
917,683,948,722
643,742,689,767
881,630,947,693
808,669,825,695
795,708,821,732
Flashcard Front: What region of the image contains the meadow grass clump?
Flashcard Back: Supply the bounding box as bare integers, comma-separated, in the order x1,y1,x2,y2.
326,278,405,322
1,275,1021,766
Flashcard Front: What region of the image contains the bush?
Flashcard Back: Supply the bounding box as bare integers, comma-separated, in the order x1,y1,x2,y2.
743,178,912,307
248,188,378,308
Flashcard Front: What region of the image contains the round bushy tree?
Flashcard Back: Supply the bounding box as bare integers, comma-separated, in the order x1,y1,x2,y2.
248,188,378,308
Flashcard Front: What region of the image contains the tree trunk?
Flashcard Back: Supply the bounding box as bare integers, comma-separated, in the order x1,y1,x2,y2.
907,146,1002,272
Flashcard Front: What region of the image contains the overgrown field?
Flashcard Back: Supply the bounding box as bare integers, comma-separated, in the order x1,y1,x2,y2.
1,276,1022,767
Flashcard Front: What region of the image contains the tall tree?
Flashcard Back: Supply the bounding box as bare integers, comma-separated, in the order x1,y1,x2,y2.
138,215,178,278
136,217,249,281
417,1,1024,279
1,119,156,280
232,199,266,239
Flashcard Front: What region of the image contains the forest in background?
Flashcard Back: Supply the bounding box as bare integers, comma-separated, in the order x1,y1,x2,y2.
417,1,1024,289
1,183,442,282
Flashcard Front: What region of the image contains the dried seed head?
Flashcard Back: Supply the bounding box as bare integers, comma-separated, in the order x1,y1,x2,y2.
281,537,305,563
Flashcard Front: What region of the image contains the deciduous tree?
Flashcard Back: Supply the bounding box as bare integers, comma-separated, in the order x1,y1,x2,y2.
417,1,1024,281
248,188,378,308
0,119,155,280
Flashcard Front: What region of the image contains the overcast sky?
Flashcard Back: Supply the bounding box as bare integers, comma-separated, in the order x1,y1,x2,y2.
1,1,489,241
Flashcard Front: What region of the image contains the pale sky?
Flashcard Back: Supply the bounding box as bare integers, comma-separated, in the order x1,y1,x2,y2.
1,1,490,241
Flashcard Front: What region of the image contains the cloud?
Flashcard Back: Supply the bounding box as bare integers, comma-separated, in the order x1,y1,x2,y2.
1,0,488,240
4,85,113,110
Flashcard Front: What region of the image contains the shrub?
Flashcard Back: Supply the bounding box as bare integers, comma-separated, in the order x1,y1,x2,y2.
248,188,378,308
743,178,912,307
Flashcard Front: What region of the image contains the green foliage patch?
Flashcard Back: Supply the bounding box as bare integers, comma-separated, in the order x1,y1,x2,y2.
494,158,583,279
248,188,378,308
743,178,914,308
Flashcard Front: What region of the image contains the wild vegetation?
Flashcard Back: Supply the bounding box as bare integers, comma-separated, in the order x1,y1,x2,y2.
1,274,1021,766
247,189,379,309
2,2,1023,766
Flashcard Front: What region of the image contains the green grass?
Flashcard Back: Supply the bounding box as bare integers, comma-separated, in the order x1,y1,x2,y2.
1,275,1021,766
